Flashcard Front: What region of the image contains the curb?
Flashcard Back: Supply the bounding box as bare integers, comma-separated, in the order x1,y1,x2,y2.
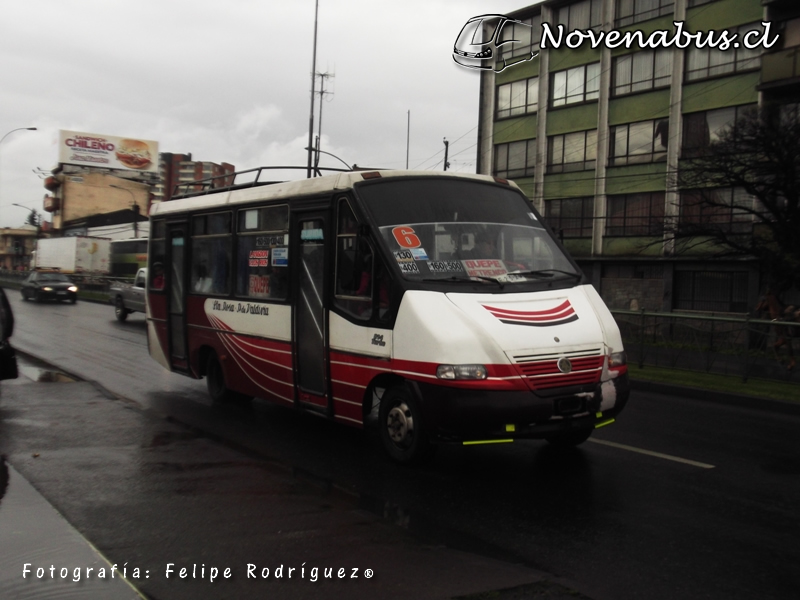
629,378,800,416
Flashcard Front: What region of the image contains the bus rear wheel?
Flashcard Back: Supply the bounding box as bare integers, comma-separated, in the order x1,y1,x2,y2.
378,386,433,464
206,352,251,404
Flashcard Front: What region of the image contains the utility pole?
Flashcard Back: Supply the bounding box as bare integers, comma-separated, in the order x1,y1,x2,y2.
443,138,450,171
306,0,319,179
406,110,410,170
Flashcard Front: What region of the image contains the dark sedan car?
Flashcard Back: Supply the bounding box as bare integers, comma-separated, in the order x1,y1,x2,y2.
20,272,79,303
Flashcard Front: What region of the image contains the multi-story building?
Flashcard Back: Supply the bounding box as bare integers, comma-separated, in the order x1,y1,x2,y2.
153,153,235,203
0,225,38,271
477,0,796,313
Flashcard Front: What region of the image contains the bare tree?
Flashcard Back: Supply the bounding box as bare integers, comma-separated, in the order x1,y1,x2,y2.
670,105,800,292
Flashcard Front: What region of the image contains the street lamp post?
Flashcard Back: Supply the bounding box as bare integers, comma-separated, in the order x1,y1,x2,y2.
303,147,352,173
0,127,37,204
11,203,40,270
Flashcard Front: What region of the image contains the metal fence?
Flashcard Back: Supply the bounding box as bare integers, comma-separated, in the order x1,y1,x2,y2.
3,271,799,384
612,309,800,383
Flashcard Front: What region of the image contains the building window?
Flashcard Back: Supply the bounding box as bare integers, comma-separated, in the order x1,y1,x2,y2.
615,0,674,28
613,49,672,96
497,77,539,119
610,119,669,165
688,0,718,7
685,23,762,81
682,104,756,158
494,139,536,179
555,0,603,30
551,63,601,107
498,14,541,63
674,270,748,313
547,129,597,173
679,188,758,235
606,192,665,236
545,198,594,238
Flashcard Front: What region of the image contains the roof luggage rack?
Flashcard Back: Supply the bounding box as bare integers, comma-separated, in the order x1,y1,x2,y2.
171,165,351,199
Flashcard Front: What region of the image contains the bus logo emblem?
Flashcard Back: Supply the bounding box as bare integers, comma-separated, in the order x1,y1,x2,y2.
482,299,578,327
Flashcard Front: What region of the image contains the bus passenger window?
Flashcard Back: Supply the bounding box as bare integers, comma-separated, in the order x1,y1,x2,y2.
149,220,166,291
334,199,373,319
236,205,289,301
191,213,231,295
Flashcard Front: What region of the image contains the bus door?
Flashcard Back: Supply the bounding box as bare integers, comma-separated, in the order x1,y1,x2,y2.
166,223,189,372
292,210,330,413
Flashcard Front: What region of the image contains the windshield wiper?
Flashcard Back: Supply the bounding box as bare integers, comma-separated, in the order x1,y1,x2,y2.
422,275,504,288
509,269,582,280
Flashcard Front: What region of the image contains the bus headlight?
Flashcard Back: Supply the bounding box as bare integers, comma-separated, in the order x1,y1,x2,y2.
436,364,488,380
608,351,627,368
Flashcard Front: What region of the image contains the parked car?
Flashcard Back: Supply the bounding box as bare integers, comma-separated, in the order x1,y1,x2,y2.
20,272,78,303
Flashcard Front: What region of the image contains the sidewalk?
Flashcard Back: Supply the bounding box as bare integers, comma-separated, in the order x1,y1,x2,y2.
0,461,146,599
0,357,575,600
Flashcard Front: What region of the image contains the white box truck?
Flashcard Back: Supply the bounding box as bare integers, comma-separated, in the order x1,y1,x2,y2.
34,236,112,274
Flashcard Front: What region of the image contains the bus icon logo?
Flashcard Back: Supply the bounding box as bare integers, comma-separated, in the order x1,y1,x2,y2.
453,14,539,72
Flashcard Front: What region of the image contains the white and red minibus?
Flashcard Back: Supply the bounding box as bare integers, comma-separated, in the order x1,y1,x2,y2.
146,169,629,463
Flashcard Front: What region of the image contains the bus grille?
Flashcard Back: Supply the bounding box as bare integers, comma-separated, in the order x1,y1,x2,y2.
511,348,605,391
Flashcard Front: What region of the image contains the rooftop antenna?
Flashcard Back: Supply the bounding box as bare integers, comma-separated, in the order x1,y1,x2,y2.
314,71,335,176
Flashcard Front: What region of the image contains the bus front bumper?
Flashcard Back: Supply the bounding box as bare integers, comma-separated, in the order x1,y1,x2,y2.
410,373,630,443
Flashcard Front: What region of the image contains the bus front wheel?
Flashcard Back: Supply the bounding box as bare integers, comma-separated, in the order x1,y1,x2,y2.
378,386,433,464
206,352,251,404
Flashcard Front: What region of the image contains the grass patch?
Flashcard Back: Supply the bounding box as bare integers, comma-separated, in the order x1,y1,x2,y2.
628,364,800,403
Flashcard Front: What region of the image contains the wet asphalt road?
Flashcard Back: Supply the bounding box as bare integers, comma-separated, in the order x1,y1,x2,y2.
2,289,800,600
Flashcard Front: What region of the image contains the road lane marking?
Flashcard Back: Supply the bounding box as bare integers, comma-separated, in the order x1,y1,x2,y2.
588,438,715,469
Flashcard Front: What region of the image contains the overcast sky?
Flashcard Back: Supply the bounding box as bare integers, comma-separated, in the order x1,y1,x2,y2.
0,0,538,229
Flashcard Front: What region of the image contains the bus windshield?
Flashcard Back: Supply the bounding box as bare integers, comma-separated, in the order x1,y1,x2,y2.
356,178,580,285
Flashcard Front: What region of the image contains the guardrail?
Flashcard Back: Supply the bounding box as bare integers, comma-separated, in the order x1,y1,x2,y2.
611,309,800,383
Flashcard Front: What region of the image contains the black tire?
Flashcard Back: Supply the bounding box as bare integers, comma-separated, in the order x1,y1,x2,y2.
70,296,77,304
115,297,129,321
21,290,28,301
378,385,433,464
545,428,593,448
205,351,251,404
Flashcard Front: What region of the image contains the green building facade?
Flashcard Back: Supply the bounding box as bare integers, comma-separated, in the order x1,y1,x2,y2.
477,0,799,313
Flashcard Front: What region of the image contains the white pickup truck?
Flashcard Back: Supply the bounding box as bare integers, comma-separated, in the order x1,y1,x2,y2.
110,267,147,321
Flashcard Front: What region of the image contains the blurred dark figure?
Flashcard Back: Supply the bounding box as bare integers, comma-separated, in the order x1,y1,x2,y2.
0,287,18,381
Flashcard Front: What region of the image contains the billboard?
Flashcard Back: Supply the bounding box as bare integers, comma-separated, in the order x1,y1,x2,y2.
58,130,159,173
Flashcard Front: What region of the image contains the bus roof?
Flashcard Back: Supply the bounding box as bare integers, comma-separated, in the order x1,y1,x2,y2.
149,170,515,218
